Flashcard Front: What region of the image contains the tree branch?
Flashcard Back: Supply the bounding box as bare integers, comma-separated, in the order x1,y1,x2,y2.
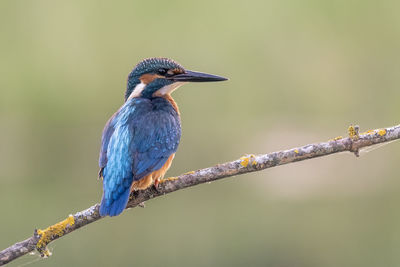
1,124,399,266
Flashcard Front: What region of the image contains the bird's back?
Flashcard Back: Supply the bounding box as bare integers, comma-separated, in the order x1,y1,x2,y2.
99,97,181,216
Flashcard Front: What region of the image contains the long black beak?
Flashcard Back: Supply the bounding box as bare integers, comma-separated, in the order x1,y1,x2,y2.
170,70,228,82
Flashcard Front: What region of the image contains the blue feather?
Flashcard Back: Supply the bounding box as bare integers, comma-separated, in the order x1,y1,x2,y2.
99,186,131,216
99,97,181,216
99,113,117,170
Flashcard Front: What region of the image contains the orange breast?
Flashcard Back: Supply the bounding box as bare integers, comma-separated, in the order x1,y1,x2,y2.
163,94,180,116
130,153,175,191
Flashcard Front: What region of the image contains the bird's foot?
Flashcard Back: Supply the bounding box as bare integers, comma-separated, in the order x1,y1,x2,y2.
153,178,160,192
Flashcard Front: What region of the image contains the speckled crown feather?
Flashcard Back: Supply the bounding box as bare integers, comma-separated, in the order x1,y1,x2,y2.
130,58,184,78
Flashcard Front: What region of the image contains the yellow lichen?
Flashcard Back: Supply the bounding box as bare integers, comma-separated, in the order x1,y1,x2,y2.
294,149,299,154
36,215,75,256
328,135,343,141
240,154,256,167
348,125,359,139
240,156,249,167
378,129,386,136
184,171,195,175
41,248,51,257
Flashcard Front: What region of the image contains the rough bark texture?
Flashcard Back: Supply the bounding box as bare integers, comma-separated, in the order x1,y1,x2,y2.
1,124,399,266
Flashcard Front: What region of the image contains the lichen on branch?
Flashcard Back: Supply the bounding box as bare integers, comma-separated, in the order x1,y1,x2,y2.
36,215,75,257
1,124,399,266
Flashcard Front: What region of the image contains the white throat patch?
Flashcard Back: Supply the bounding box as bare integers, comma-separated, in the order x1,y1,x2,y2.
128,82,146,100
153,82,187,96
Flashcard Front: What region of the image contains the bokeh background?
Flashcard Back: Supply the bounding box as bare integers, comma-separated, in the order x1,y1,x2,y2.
1,1,400,266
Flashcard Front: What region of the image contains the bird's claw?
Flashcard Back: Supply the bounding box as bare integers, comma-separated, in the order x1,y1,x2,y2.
153,178,160,192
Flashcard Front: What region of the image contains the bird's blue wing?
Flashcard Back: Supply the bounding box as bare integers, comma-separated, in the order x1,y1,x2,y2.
131,111,181,180
99,99,181,216
98,112,117,176
99,103,135,217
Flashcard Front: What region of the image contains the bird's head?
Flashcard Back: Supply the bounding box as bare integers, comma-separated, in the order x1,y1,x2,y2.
125,58,227,101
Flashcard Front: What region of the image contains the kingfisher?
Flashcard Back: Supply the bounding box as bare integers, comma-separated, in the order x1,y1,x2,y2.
98,58,227,217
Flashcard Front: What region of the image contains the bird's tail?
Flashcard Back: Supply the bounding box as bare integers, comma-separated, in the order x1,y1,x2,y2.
99,188,131,217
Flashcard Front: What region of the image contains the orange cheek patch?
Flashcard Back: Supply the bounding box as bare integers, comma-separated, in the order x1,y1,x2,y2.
140,73,163,84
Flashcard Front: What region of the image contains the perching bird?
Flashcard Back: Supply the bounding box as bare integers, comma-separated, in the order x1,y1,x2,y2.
98,58,227,216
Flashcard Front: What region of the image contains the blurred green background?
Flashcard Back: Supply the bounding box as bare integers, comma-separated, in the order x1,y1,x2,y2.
1,0,400,266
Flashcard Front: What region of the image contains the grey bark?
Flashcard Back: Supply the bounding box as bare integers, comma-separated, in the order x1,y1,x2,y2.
1,124,399,266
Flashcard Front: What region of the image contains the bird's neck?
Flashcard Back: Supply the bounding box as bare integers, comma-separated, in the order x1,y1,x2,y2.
162,94,180,116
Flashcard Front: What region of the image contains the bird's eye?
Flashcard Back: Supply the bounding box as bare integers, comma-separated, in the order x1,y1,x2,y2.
158,68,168,75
